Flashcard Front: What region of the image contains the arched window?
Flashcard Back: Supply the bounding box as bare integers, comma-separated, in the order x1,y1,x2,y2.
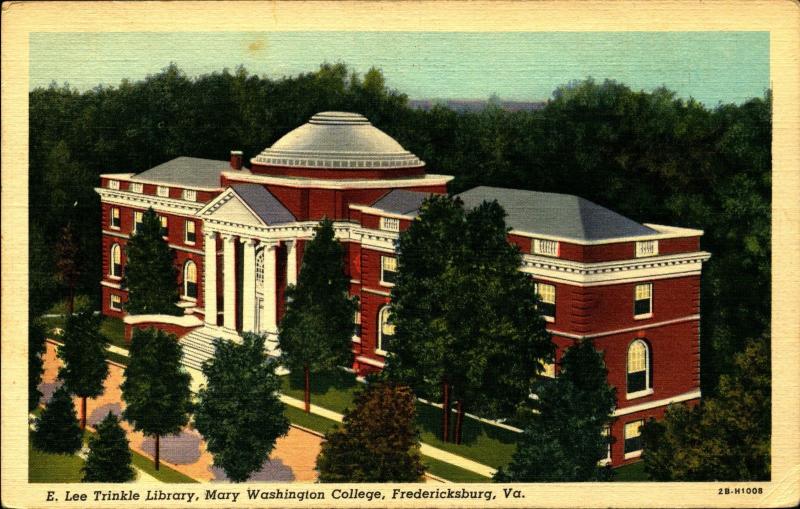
110,244,122,277
183,261,197,299
627,340,651,395
377,306,395,354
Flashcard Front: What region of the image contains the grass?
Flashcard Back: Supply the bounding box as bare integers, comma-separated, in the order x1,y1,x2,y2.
280,370,359,415
100,317,127,349
28,441,85,483
422,456,492,482
284,405,341,435
613,460,649,481
131,451,198,483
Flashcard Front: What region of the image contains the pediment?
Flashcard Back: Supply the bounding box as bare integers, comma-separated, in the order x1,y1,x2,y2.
198,189,266,227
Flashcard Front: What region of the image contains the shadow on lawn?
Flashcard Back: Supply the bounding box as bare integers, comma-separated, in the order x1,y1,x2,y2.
286,369,358,398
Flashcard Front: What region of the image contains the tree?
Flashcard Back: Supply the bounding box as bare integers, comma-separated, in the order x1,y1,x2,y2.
29,319,47,411
642,336,770,481
32,386,83,455
55,222,81,315
194,333,290,482
57,311,109,429
123,207,181,315
384,195,552,443
121,327,192,470
82,412,135,482
494,339,615,482
278,218,358,412
316,382,425,482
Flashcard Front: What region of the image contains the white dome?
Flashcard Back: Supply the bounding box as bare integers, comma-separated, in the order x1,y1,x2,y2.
252,112,424,170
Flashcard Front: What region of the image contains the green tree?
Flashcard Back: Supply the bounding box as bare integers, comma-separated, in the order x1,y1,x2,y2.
316,382,425,482
194,333,290,482
54,222,82,315
278,218,358,412
32,386,83,455
82,412,135,482
121,327,192,470
384,195,552,443
57,311,109,429
494,339,615,482
29,319,47,412
123,207,181,316
642,337,770,481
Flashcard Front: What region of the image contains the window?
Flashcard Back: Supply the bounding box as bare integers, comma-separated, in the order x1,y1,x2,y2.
377,306,395,353
627,340,651,396
624,420,644,456
636,240,658,258
380,217,400,232
134,211,143,233
185,220,196,244
110,207,120,229
157,186,170,197
540,361,555,378
183,261,198,299
108,180,120,190
354,311,362,338
182,189,197,201
634,283,653,317
159,216,169,238
381,256,398,285
535,282,556,320
533,238,560,257
130,182,143,193
109,294,122,311
109,244,122,278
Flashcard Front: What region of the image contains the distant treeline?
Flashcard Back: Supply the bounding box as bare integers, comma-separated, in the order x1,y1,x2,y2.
29,63,770,394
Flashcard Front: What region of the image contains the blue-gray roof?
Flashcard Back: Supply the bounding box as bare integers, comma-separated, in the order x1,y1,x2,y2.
132,157,228,189
456,186,656,241
370,190,433,215
230,184,296,226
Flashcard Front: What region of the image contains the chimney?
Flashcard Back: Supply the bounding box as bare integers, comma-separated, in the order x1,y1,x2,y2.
230,150,243,170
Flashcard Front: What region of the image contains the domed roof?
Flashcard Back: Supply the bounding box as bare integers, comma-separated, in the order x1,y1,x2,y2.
252,112,424,170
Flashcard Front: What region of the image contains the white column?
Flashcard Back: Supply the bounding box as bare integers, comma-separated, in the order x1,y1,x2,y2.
241,238,257,333
222,234,237,331
203,231,217,326
262,241,278,333
286,239,298,287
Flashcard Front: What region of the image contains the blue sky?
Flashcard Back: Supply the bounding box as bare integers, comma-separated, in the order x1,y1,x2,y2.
30,31,769,106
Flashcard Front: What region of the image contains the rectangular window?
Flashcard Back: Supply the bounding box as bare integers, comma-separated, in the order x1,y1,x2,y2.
636,240,659,257
108,180,120,190
182,189,197,201
602,425,611,463
540,361,555,378
159,216,168,237
533,238,560,257
157,186,170,198
381,256,398,285
109,294,122,311
185,220,196,244
634,283,653,317
134,211,144,233
624,420,644,455
130,182,143,193
535,282,556,320
354,311,361,338
110,207,120,229
380,217,400,232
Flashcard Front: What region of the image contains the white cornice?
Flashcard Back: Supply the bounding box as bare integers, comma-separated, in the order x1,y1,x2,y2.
613,389,701,417
99,174,223,192
547,315,701,340
221,171,453,190
95,188,204,215
509,223,704,245
348,204,416,221
100,173,136,179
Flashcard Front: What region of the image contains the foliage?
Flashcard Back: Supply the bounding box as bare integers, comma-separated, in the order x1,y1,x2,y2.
316,382,425,482
194,333,289,482
123,207,181,315
82,412,135,482
29,319,47,411
642,336,770,481
384,195,552,431
121,327,192,467
495,339,615,482
32,386,83,455
54,223,82,314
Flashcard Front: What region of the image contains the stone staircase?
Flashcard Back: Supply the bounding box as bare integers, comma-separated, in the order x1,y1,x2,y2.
179,326,282,371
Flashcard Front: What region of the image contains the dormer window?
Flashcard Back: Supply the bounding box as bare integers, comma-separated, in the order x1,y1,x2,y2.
380,217,400,232
157,186,170,197
182,189,197,201
130,182,143,193
533,238,559,257
636,240,658,257
108,180,120,190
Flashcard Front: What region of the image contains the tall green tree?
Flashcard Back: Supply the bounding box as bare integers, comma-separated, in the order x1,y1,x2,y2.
195,333,290,482
494,339,615,482
123,207,181,316
384,195,552,443
29,319,47,411
316,382,425,482
82,412,135,482
54,222,82,315
121,327,192,470
278,218,358,412
642,336,770,481
57,311,109,429
32,386,84,455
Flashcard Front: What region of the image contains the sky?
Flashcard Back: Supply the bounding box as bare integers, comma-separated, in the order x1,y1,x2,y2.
29,31,770,106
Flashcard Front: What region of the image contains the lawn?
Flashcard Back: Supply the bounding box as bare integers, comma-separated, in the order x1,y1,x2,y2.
280,369,359,414
41,315,127,350
613,460,649,481
28,441,85,483
131,451,197,483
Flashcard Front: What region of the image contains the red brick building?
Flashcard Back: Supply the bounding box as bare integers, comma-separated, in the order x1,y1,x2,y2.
96,111,710,466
